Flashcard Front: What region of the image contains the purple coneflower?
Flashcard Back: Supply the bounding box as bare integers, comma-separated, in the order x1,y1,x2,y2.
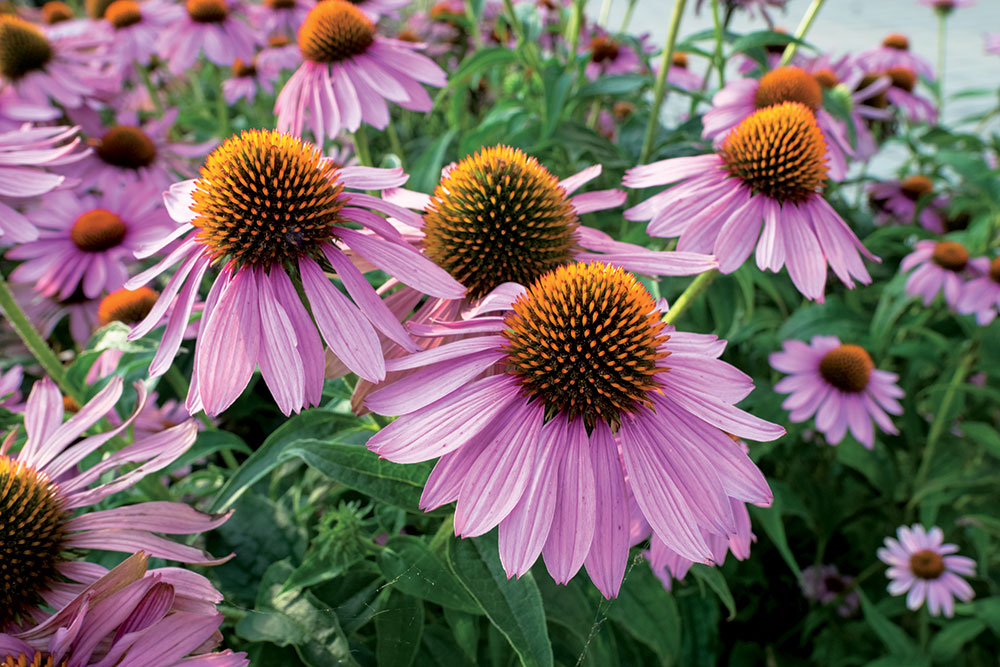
868,175,947,232
702,66,854,180
101,0,181,68
0,376,231,629
127,129,463,417
249,0,312,38
156,0,259,74
957,256,1000,324
770,336,903,448
800,564,859,617
625,101,878,302
64,107,215,192
582,31,644,81
857,34,934,80
0,15,113,111
0,124,85,243
257,33,302,71
7,185,172,301
365,261,782,598
10,281,101,345
275,0,446,146
347,0,410,21
662,51,703,91
0,365,23,411
223,57,278,104
1,552,247,665
901,239,972,309
336,144,717,412
881,65,937,124
878,524,975,617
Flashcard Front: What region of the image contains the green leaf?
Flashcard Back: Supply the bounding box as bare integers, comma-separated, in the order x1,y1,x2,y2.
377,535,482,614
376,588,425,667
961,422,1000,460
605,564,681,664
749,501,802,579
728,30,809,55
541,67,573,138
578,74,649,97
690,564,736,621
857,590,918,657
443,607,481,662
409,128,458,193
930,618,985,662
211,410,361,512
447,532,553,667
170,429,251,472
279,438,432,511
437,48,518,101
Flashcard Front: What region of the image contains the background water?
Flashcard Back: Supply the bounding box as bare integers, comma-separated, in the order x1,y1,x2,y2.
593,0,1000,125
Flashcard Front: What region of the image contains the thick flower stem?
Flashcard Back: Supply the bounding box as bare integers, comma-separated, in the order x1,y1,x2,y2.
386,118,406,170
0,273,82,405
214,66,230,139
568,0,587,68
710,0,725,88
618,0,637,32
138,63,165,115
779,0,826,67
353,126,373,167
429,513,455,554
936,11,947,117
597,0,612,27
663,269,718,325
910,344,976,505
638,0,688,166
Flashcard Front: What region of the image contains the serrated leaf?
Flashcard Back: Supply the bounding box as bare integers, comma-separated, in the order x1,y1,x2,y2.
447,531,553,667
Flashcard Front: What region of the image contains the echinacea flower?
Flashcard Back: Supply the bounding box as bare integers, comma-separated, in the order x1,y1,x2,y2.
878,524,975,617
40,1,77,25
248,0,312,38
0,365,23,411
770,336,903,448
901,239,972,309
365,261,782,598
868,175,947,232
0,15,114,112
625,101,878,302
582,31,644,81
0,376,231,629
156,0,259,74
63,107,216,192
919,0,974,14
275,0,446,146
1,552,247,666
101,0,181,68
223,57,278,104
12,282,102,345
662,51,703,91
337,144,717,412
127,129,463,417
856,33,934,80
702,66,852,180
0,124,86,243
882,65,937,124
957,256,1000,325
800,564,859,617
343,0,409,21
7,185,173,301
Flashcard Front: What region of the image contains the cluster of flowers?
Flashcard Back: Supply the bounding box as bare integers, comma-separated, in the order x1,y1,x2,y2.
0,0,994,659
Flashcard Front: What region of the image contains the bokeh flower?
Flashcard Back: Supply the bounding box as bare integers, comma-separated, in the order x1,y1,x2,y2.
127,129,463,417
625,102,878,302
800,564,859,617
856,33,934,80
100,0,181,68
868,175,947,232
901,239,972,308
878,524,975,617
156,0,259,74
957,256,1000,325
770,336,903,448
222,57,277,104
582,31,644,81
366,261,782,598
275,0,447,146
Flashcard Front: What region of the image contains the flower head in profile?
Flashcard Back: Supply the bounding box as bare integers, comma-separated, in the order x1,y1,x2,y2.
223,57,279,105
100,0,181,68
800,564,859,617
901,239,973,309
7,185,172,301
660,51,703,91
365,261,782,598
878,524,975,617
1,552,247,666
957,255,1000,325
156,0,259,74
581,30,645,81
918,0,974,15
881,65,937,124
625,101,878,302
333,144,717,412
0,124,85,243
770,336,903,448
127,129,463,417
869,175,947,232
275,0,447,146
0,376,230,629
856,33,935,80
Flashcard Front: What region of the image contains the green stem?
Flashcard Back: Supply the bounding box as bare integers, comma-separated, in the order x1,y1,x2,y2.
465,0,484,50
353,126,373,167
385,118,406,169
164,364,216,430
711,0,725,88
567,0,586,69
0,273,82,404
137,63,164,115
586,98,602,129
779,0,826,67
618,0,637,32
502,0,525,44
936,11,947,118
663,269,718,325
214,66,230,139
638,0,688,165
597,0,612,27
911,345,976,501
428,513,455,554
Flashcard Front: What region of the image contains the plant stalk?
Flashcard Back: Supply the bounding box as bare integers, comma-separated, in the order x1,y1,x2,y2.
638,0,688,165
663,269,718,325
779,0,826,67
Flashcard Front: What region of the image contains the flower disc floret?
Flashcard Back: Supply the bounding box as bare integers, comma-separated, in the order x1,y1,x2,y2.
0,16,53,81
298,1,375,63
589,36,620,63
190,129,345,268
41,1,74,24
900,175,933,200
887,66,916,92
753,66,823,112
95,125,157,169
931,240,968,272
70,209,127,252
423,145,579,299
883,33,910,50
2,653,61,667
104,0,142,28
910,549,946,579
818,344,873,393
186,0,228,23
502,262,669,428
720,101,829,203
0,457,67,626
98,286,159,325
